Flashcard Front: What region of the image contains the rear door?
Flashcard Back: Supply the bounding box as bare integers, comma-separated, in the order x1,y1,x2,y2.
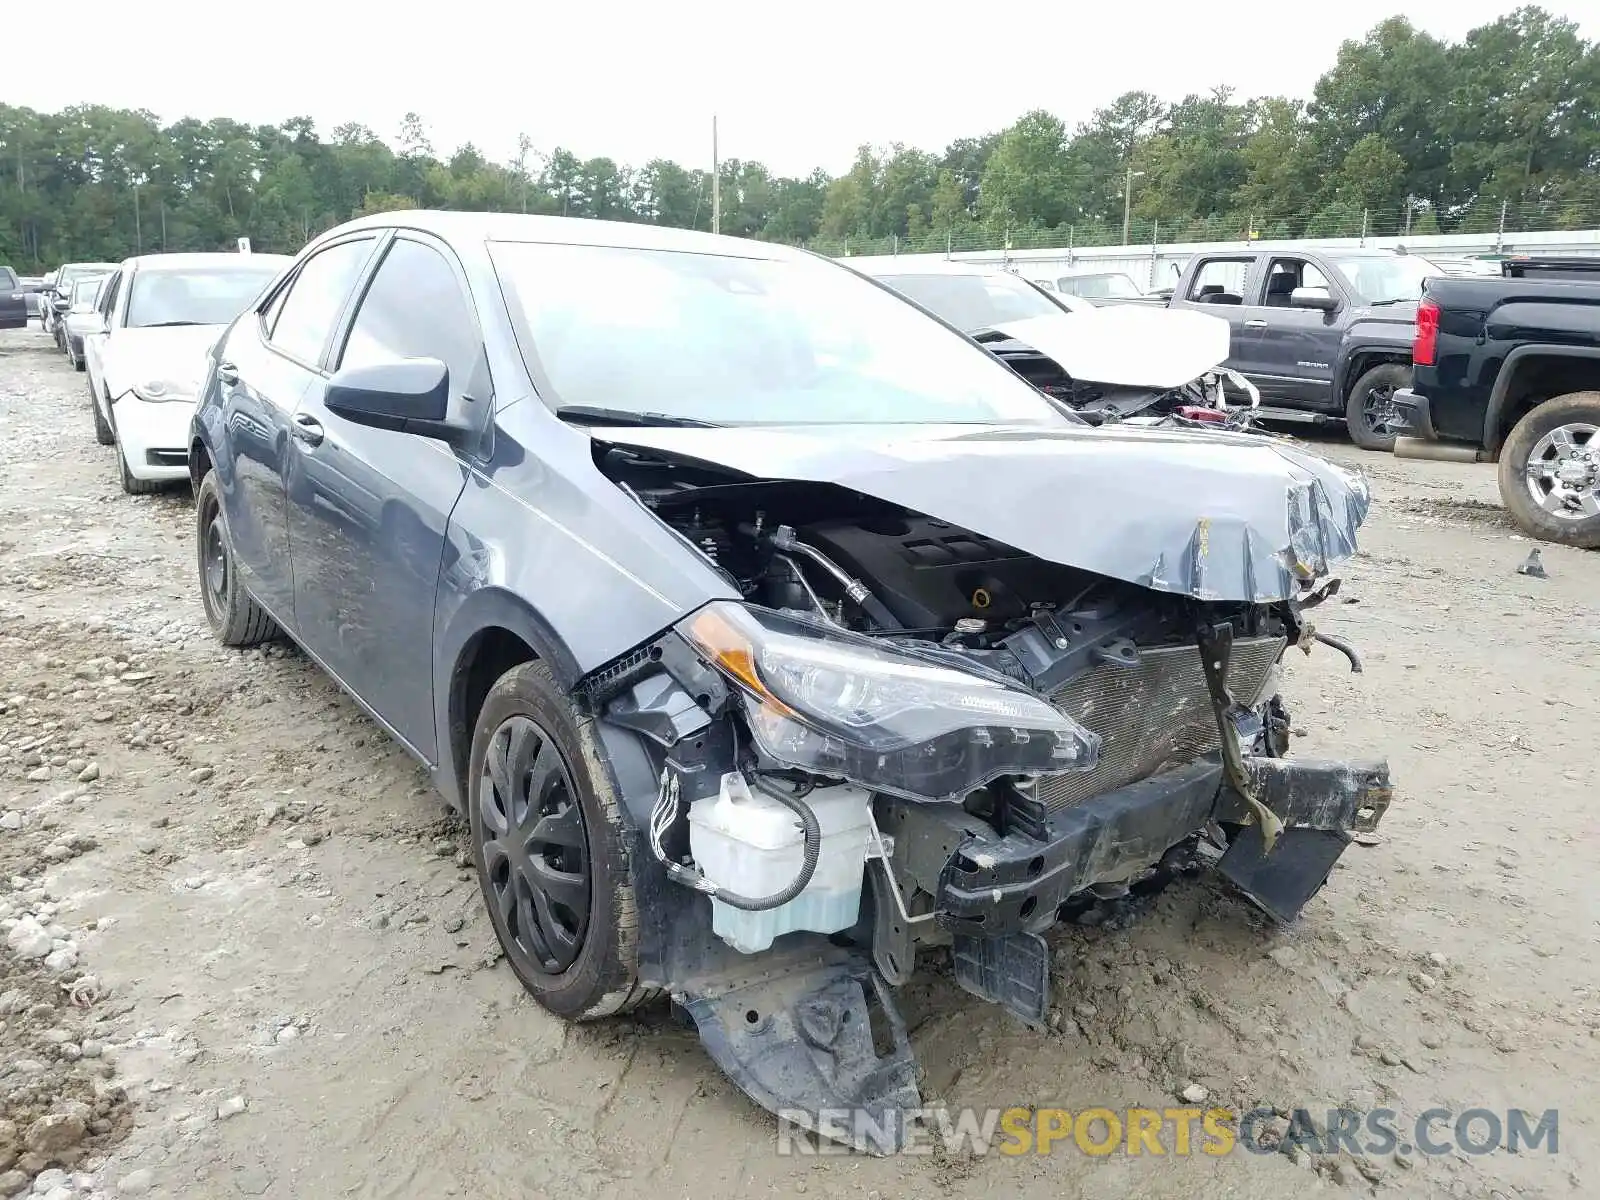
1237,256,1344,407
216,235,380,622
283,232,484,759
0,267,25,329
1173,256,1256,368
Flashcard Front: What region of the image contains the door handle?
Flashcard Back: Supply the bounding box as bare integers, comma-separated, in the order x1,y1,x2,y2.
1243,320,1268,329
216,362,239,385
291,414,325,447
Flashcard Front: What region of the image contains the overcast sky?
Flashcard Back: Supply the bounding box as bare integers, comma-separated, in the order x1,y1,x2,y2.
12,1,1596,177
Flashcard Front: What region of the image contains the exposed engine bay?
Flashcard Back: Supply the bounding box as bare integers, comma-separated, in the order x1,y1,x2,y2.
589,443,1391,1153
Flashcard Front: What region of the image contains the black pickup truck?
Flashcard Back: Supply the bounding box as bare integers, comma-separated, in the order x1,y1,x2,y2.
1391,257,1600,548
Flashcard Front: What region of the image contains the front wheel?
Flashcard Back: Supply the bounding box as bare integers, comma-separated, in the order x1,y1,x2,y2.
467,661,658,1021
1345,363,1410,451
1497,392,1600,549
195,471,280,644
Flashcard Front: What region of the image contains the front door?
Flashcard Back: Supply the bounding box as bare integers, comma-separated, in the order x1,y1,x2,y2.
284,234,484,761
1237,257,1343,408
220,236,380,620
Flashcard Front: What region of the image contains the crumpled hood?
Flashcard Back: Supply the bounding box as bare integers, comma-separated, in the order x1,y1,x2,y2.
594,422,1370,603
112,325,223,392
990,305,1231,389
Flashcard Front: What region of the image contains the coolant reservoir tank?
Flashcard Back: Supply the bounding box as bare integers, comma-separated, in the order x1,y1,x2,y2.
687,773,873,954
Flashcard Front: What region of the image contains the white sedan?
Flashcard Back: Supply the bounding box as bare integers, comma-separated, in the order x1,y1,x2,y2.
84,252,293,493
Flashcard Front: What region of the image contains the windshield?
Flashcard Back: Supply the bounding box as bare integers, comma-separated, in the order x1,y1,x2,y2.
871,271,1063,332
491,242,1071,427
1061,273,1142,299
58,265,114,289
1329,256,1434,305
126,265,284,328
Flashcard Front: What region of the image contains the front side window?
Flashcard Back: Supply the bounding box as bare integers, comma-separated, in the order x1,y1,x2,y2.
339,238,482,397
98,273,122,320
492,242,1072,427
267,240,375,364
126,264,287,329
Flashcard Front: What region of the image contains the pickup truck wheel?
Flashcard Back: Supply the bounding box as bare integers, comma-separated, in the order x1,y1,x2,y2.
1498,392,1600,549
1345,363,1410,451
467,661,659,1021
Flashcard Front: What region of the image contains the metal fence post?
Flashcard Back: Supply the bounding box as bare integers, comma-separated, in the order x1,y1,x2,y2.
1150,221,1159,290
1360,208,1368,246
1496,199,1508,252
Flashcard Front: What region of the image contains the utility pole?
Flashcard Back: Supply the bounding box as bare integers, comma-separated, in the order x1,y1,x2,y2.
1122,165,1133,246
711,115,720,235
133,185,142,253
1404,194,1414,237
1121,166,1145,246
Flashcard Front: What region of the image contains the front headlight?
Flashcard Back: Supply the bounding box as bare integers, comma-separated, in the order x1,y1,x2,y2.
132,380,192,404
680,601,1100,803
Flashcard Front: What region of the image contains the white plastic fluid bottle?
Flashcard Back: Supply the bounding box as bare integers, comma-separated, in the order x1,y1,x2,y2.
686,773,873,954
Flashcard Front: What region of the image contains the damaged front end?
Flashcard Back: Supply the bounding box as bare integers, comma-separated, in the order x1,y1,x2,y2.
579,432,1390,1153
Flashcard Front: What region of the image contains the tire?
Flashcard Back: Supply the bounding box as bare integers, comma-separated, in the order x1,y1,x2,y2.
194,471,280,645
467,661,658,1021
1345,362,1410,451
92,389,115,446
1497,391,1600,550
118,450,165,495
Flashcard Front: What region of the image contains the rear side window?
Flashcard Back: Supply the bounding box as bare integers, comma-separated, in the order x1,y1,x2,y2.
1186,258,1251,304
338,238,483,398
266,239,375,366
0,268,17,290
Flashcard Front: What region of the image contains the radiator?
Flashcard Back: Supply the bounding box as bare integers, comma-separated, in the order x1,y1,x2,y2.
1030,635,1286,812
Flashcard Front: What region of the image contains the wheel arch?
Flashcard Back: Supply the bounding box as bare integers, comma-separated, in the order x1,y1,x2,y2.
1484,346,1600,454
1338,347,1411,401
434,588,586,812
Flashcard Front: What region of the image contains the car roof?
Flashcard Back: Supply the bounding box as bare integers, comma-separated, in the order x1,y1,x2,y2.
119,252,293,272
324,209,811,262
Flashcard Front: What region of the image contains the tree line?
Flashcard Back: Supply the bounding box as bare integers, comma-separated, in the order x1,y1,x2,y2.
3,7,1598,271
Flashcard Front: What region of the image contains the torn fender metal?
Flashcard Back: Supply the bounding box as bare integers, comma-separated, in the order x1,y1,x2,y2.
591,422,1370,603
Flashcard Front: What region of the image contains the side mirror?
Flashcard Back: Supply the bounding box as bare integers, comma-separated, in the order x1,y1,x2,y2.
1290,286,1338,312
324,357,467,444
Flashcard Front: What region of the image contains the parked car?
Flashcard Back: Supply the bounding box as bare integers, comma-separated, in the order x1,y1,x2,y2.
0,265,28,330
1032,268,1161,302
61,275,110,370
84,252,292,493
852,259,1259,424
189,211,1388,1151
44,262,118,347
1098,247,1428,450
1391,257,1600,547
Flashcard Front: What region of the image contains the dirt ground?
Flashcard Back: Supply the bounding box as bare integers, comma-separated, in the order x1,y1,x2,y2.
0,323,1593,1200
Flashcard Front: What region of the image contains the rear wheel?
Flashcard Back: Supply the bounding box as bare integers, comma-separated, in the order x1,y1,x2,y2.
1497,391,1600,549
195,471,280,645
467,661,658,1021
1345,363,1409,451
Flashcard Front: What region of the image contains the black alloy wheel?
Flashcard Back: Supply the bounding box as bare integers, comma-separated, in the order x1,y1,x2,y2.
477,714,592,974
